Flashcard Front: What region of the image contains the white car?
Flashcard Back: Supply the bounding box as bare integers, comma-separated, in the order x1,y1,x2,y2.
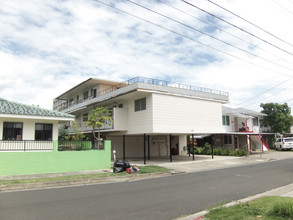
274,137,293,150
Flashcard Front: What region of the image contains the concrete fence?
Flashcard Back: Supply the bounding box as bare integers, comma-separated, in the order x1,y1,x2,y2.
0,140,111,176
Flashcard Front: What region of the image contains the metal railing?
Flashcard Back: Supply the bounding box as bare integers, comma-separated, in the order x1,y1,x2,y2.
54,76,229,111
58,140,104,151
0,140,53,151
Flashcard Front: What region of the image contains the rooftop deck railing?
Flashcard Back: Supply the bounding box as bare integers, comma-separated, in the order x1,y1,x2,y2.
54,77,229,111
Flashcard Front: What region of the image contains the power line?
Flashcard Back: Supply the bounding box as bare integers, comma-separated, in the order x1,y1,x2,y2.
125,0,293,73
272,0,293,16
94,0,293,107
241,81,293,108
180,0,293,57
233,77,293,108
204,0,293,48
158,0,293,68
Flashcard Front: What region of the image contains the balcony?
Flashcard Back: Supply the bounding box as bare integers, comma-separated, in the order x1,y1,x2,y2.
68,107,128,134
54,77,229,112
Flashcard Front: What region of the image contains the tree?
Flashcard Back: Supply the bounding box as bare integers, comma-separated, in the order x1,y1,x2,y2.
58,128,69,140
86,107,113,141
71,121,85,141
260,103,293,134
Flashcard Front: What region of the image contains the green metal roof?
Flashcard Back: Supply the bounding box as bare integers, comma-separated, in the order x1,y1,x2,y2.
0,98,75,119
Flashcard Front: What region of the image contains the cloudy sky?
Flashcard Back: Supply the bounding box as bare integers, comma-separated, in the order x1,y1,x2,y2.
1,0,293,111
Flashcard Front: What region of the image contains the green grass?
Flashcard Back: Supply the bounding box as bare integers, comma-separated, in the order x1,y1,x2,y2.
205,196,293,220
0,165,171,186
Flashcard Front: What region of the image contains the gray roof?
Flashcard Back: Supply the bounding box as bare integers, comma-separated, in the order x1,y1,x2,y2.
222,106,267,117
0,98,75,119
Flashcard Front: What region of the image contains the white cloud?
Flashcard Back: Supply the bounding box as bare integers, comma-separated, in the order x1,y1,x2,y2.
1,0,293,111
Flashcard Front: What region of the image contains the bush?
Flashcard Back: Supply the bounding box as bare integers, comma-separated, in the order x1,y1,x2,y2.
190,142,247,157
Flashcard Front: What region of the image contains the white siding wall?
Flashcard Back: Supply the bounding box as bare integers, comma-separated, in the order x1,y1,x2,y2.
126,94,153,134
152,93,222,133
113,108,128,131
0,117,59,140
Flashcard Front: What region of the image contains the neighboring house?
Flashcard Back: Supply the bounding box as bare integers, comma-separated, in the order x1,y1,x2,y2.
0,98,75,151
54,76,229,162
215,106,269,152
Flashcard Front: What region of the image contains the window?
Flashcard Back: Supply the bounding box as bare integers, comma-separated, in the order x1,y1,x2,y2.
76,95,79,104
3,122,23,140
83,91,89,100
224,135,232,144
35,123,53,140
253,117,259,126
91,88,97,98
222,115,230,125
118,104,123,108
135,98,146,112
83,113,88,122
69,98,74,106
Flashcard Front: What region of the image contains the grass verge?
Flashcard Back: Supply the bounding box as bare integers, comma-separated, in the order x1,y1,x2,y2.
204,196,293,220
0,166,172,186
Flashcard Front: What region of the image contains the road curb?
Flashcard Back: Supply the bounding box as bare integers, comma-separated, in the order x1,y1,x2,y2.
176,183,293,220
0,171,181,192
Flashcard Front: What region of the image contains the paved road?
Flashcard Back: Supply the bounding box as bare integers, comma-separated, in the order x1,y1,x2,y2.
1,158,293,220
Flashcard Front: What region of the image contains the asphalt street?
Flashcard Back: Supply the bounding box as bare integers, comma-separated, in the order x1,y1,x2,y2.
1,158,293,220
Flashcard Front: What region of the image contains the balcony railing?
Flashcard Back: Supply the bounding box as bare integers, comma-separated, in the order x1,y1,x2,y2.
0,140,53,151
54,77,229,111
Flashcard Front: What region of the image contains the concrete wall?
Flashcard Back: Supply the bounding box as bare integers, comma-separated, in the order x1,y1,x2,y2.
0,117,59,141
0,140,111,176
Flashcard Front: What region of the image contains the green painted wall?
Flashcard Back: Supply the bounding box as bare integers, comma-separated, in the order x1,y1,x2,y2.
0,140,111,176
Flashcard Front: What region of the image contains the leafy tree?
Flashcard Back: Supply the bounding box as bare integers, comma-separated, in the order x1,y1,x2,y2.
260,103,293,134
71,121,85,141
86,107,113,141
58,128,69,140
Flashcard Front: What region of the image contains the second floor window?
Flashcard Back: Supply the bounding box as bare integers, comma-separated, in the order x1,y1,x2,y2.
83,113,88,122
253,117,259,126
222,115,230,126
84,91,89,100
135,98,146,112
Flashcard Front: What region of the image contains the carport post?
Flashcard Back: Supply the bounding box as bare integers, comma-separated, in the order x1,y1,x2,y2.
192,134,195,161
148,135,150,160
123,135,125,161
144,134,146,165
170,134,172,162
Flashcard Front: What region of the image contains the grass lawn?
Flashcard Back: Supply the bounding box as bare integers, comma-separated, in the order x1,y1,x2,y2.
0,166,171,186
205,196,293,220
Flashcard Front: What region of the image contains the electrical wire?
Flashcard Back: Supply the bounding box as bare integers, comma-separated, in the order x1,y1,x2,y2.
95,0,293,108
241,81,293,108
180,0,293,56
158,0,293,65
204,0,293,48
125,0,293,73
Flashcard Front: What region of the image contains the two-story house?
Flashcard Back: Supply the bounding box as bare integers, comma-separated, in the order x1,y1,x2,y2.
54,77,229,162
216,106,269,153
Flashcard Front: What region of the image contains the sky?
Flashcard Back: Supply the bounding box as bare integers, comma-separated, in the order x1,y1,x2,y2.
1,0,293,111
